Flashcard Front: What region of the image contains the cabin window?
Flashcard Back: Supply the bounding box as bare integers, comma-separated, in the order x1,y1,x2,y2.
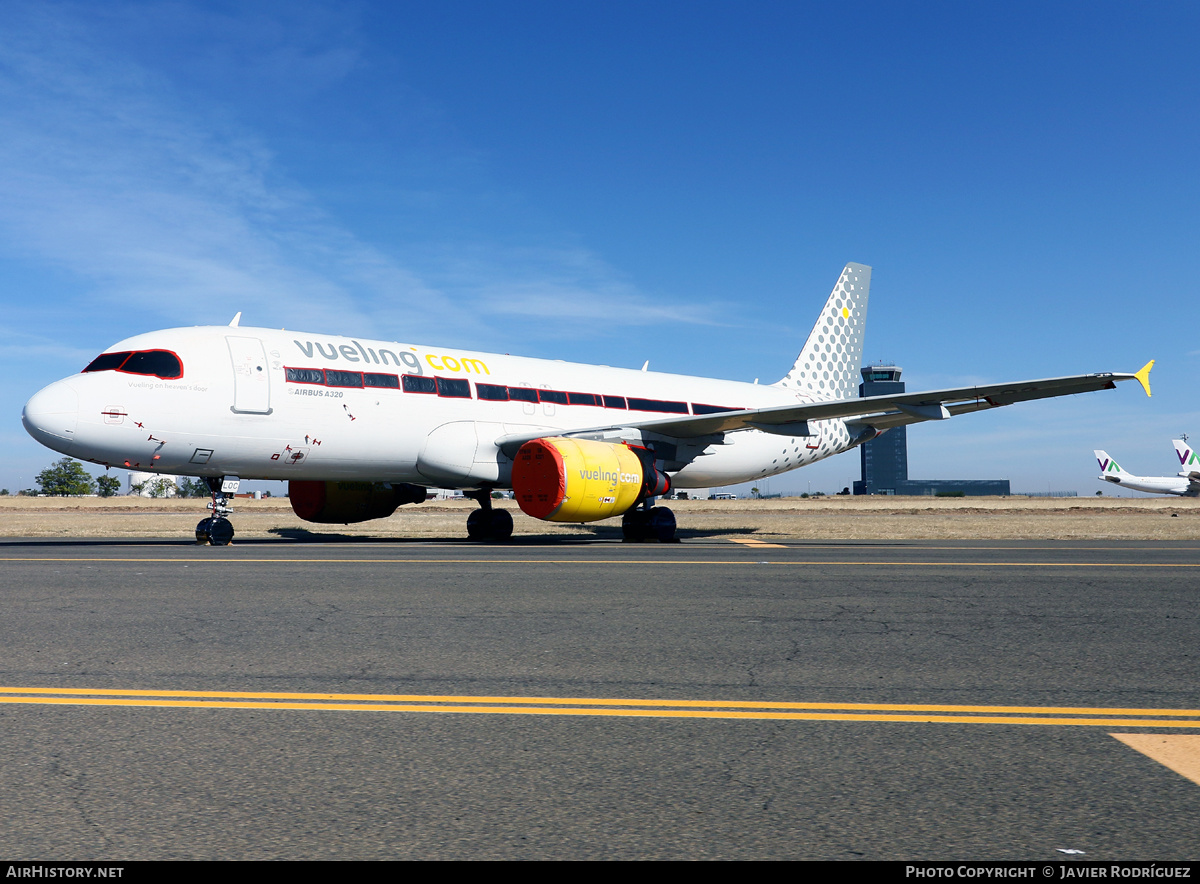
285,367,325,384
626,397,689,414
436,377,471,398
364,372,400,389
402,375,437,394
325,369,364,388
476,383,509,401
278,362,711,416
508,387,538,403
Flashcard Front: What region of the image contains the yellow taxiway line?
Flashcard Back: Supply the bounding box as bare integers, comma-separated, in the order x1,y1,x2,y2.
1,557,1199,568
2,686,1199,727
728,538,789,549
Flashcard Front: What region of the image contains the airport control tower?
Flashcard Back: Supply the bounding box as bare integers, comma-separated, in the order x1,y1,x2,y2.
853,363,1010,496
854,364,908,494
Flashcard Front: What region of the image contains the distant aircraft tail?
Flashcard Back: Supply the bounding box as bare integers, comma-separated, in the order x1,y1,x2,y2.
775,262,870,401
1095,450,1127,477
1173,439,1200,477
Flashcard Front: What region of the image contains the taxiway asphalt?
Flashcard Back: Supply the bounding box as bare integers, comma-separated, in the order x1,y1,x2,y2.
1,537,1197,859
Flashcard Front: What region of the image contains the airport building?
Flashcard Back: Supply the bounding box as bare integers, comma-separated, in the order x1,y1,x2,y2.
852,364,1010,496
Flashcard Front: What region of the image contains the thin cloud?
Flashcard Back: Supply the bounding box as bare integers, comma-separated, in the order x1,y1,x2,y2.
0,326,97,364
0,9,450,338
425,244,729,335
0,3,728,353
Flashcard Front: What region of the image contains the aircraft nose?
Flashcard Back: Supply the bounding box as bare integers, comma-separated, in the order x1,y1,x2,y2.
22,380,80,452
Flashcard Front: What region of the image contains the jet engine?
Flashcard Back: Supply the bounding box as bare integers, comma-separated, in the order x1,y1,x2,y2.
511,437,669,523
289,480,427,524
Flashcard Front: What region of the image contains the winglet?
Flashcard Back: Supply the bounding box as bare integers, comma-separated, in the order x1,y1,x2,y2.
1133,359,1154,397
229,312,242,328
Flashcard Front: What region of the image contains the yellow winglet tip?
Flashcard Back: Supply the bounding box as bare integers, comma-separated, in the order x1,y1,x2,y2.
1134,359,1154,397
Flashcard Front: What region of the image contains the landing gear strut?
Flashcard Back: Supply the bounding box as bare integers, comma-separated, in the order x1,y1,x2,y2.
465,490,513,541
196,476,238,546
622,499,676,543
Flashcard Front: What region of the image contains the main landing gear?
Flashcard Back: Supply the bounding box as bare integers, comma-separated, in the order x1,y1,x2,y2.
196,476,238,546
622,500,677,543
465,490,514,541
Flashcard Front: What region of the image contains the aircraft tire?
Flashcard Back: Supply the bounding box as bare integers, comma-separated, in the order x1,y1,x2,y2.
621,509,648,542
195,517,213,544
467,508,513,541
647,506,677,543
208,517,235,546
488,508,514,541
466,509,488,541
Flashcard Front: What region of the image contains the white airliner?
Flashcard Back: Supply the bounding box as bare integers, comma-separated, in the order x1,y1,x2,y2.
23,262,1153,544
1094,440,1200,496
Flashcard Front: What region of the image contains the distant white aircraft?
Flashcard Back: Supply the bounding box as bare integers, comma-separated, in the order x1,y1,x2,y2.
1173,438,1200,480
23,262,1152,544
1095,442,1200,496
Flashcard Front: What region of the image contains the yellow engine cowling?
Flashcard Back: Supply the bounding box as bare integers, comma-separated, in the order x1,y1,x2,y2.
289,480,426,524
512,437,645,523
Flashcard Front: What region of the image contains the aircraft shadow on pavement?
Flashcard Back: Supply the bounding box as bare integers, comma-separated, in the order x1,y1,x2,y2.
264,525,767,544
0,529,898,548
254,526,905,547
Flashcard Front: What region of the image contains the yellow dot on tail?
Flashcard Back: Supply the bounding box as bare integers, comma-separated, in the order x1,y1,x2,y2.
842,307,849,319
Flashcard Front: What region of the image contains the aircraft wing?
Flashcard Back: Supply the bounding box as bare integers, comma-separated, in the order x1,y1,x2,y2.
495,362,1153,455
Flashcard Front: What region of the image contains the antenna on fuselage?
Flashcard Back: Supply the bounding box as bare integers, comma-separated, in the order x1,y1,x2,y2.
228,312,242,327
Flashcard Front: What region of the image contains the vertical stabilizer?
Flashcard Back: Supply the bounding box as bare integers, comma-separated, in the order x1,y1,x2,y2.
775,262,871,400
1095,450,1125,476
1173,439,1199,473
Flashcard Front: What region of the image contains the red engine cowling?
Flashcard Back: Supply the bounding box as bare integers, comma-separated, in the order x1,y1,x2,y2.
289,480,426,524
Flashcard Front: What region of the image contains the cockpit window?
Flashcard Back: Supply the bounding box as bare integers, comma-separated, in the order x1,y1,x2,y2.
120,350,183,379
83,352,132,373
82,349,182,380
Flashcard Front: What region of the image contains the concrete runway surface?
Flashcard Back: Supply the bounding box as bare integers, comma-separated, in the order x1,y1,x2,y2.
0,536,1197,860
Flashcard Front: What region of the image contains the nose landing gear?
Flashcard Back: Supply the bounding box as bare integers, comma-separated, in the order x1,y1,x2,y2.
196,476,238,546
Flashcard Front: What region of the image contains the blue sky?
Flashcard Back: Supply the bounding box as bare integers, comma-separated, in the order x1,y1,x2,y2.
2,1,1197,496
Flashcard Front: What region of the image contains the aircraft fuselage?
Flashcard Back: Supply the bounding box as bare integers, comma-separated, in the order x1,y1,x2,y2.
23,325,854,490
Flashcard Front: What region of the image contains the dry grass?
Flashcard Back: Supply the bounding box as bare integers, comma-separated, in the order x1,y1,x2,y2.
2,495,1197,541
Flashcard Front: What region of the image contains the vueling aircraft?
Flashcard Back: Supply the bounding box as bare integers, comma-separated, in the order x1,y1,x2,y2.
1095,442,1200,496
23,262,1153,544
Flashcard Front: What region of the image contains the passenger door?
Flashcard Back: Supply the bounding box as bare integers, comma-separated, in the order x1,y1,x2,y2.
226,336,272,414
